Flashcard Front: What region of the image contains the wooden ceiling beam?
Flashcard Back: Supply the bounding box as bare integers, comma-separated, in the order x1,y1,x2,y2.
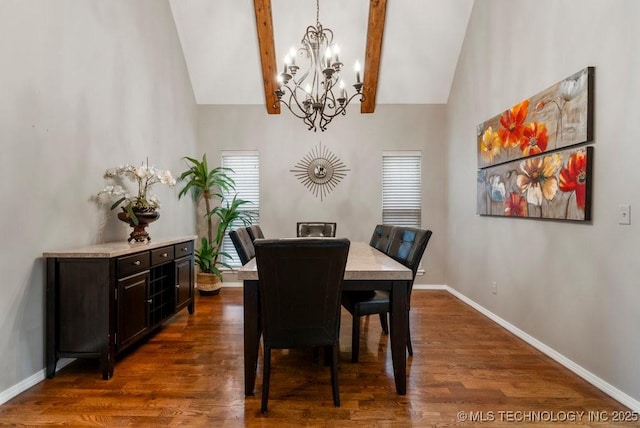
361,0,387,114
253,0,280,114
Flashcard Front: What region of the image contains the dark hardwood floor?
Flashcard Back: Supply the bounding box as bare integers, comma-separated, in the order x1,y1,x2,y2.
0,289,633,427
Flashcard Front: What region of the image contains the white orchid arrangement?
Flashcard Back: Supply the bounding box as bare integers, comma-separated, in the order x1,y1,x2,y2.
98,159,177,224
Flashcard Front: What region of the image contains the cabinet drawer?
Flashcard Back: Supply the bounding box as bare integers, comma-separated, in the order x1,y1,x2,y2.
174,241,194,257
117,252,150,278
151,246,174,266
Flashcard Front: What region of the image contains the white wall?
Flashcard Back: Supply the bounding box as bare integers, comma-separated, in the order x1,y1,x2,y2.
197,104,448,285
447,0,640,404
0,0,197,397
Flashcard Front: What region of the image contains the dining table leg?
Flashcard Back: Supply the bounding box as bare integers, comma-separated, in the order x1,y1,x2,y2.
389,279,408,395
243,280,260,396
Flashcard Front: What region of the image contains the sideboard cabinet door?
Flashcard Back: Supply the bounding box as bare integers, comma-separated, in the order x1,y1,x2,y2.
117,271,150,351
175,256,193,313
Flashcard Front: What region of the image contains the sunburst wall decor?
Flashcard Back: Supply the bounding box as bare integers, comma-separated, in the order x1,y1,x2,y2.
290,142,350,201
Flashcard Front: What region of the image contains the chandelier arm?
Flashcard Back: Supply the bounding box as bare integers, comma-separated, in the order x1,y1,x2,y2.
286,84,316,118
347,91,366,105
274,85,321,132
319,116,330,132
274,99,301,119
275,84,307,116
319,89,332,110
275,91,310,120
304,113,317,132
323,27,334,46
318,91,366,120
276,99,313,122
277,98,317,132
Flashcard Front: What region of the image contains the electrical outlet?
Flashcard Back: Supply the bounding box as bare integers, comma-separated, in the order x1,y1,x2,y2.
619,204,631,225
491,281,497,295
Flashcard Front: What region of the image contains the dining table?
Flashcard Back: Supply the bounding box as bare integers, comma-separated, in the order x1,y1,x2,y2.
237,241,413,396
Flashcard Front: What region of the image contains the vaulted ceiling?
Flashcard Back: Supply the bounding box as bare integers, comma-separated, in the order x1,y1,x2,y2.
169,0,474,110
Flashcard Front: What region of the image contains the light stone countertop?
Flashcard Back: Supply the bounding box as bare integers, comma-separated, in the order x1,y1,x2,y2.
43,235,197,258
237,241,412,281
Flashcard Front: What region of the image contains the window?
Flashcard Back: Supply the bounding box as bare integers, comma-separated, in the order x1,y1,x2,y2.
382,151,422,228
220,151,260,267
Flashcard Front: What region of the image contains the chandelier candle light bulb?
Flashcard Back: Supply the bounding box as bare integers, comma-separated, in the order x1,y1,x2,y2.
339,80,347,101
273,0,364,132
289,47,296,65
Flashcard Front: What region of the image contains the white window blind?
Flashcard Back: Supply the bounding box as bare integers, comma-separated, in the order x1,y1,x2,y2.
221,152,260,267
382,152,422,228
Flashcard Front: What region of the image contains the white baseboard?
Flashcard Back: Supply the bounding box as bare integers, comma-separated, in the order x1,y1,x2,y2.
0,371,44,406
414,284,447,290
443,286,640,413
0,358,74,406
221,281,243,288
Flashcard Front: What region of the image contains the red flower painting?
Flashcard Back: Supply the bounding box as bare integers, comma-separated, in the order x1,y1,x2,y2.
559,150,588,210
519,122,548,156
499,99,530,149
504,192,527,217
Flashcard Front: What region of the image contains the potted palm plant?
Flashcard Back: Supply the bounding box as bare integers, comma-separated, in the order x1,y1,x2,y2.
178,154,252,295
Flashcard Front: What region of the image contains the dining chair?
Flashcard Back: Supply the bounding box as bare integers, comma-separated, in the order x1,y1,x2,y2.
229,227,256,266
341,227,433,362
254,238,350,413
246,224,265,242
369,224,396,253
296,222,337,237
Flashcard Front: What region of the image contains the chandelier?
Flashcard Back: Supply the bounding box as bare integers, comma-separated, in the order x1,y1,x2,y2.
274,0,364,132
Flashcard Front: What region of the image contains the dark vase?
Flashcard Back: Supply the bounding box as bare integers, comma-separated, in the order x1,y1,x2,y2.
117,209,160,243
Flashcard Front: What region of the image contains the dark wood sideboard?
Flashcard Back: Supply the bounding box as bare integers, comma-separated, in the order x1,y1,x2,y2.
44,236,196,380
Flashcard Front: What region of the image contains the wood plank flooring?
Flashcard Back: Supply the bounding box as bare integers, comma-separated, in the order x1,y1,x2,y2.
0,289,634,427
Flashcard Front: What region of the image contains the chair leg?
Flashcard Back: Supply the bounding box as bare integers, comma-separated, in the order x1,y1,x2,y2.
261,347,271,414
407,311,413,356
379,312,389,335
351,314,360,363
330,344,340,407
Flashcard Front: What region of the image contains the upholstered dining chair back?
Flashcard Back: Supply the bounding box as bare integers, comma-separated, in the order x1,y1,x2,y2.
369,224,396,253
386,227,433,279
254,238,350,412
296,222,337,237
229,227,256,266
246,224,265,242
341,227,432,362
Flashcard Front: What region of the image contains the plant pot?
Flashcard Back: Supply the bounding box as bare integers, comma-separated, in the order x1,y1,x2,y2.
117,210,160,243
196,271,223,295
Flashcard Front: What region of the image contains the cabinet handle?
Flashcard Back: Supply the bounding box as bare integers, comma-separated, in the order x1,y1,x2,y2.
182,247,188,251
146,299,152,304
175,284,180,289
133,260,141,266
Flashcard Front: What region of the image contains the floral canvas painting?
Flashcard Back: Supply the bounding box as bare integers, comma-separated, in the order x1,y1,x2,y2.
477,67,594,168
477,146,593,221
